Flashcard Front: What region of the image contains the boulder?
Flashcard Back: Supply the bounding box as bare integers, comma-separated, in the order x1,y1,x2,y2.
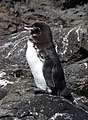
0,94,88,120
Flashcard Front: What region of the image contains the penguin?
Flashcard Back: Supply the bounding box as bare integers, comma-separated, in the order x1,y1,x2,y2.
23,22,74,102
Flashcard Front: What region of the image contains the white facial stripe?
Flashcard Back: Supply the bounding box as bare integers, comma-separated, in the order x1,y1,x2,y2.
23,26,34,30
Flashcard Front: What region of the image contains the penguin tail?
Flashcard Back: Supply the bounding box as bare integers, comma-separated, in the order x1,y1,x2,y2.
60,88,74,103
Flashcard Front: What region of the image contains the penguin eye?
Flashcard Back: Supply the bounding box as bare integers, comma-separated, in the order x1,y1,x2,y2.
31,27,41,36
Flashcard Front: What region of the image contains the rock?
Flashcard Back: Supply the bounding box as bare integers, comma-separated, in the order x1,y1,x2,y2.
0,94,88,120
0,88,7,100
58,25,88,62
65,58,88,97
53,0,64,7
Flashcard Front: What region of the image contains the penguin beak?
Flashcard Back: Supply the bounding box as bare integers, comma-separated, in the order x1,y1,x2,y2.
22,22,35,31
22,22,41,36
23,26,34,31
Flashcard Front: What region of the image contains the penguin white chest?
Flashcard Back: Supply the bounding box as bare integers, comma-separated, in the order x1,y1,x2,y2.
26,40,47,91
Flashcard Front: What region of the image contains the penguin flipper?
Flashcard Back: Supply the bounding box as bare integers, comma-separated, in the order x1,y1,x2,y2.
43,56,55,88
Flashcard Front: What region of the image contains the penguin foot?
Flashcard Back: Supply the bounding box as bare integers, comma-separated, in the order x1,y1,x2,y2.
60,88,74,103
46,87,52,94
50,87,58,95
31,87,46,94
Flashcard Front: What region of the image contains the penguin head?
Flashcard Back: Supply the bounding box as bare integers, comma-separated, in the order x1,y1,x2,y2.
24,22,53,45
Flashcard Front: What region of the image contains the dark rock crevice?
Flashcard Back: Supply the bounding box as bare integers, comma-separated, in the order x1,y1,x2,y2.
63,0,88,9
64,47,88,64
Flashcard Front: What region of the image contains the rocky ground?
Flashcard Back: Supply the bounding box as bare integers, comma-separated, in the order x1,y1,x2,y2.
0,0,88,120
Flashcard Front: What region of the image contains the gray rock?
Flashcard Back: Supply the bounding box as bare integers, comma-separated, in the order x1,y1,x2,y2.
65,58,88,97
0,94,88,120
60,26,88,62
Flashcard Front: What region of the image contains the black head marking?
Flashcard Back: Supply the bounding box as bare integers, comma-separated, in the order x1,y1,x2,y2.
31,22,53,43
31,27,41,36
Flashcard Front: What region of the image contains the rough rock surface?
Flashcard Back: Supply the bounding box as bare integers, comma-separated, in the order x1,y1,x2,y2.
0,0,88,119
0,95,88,120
